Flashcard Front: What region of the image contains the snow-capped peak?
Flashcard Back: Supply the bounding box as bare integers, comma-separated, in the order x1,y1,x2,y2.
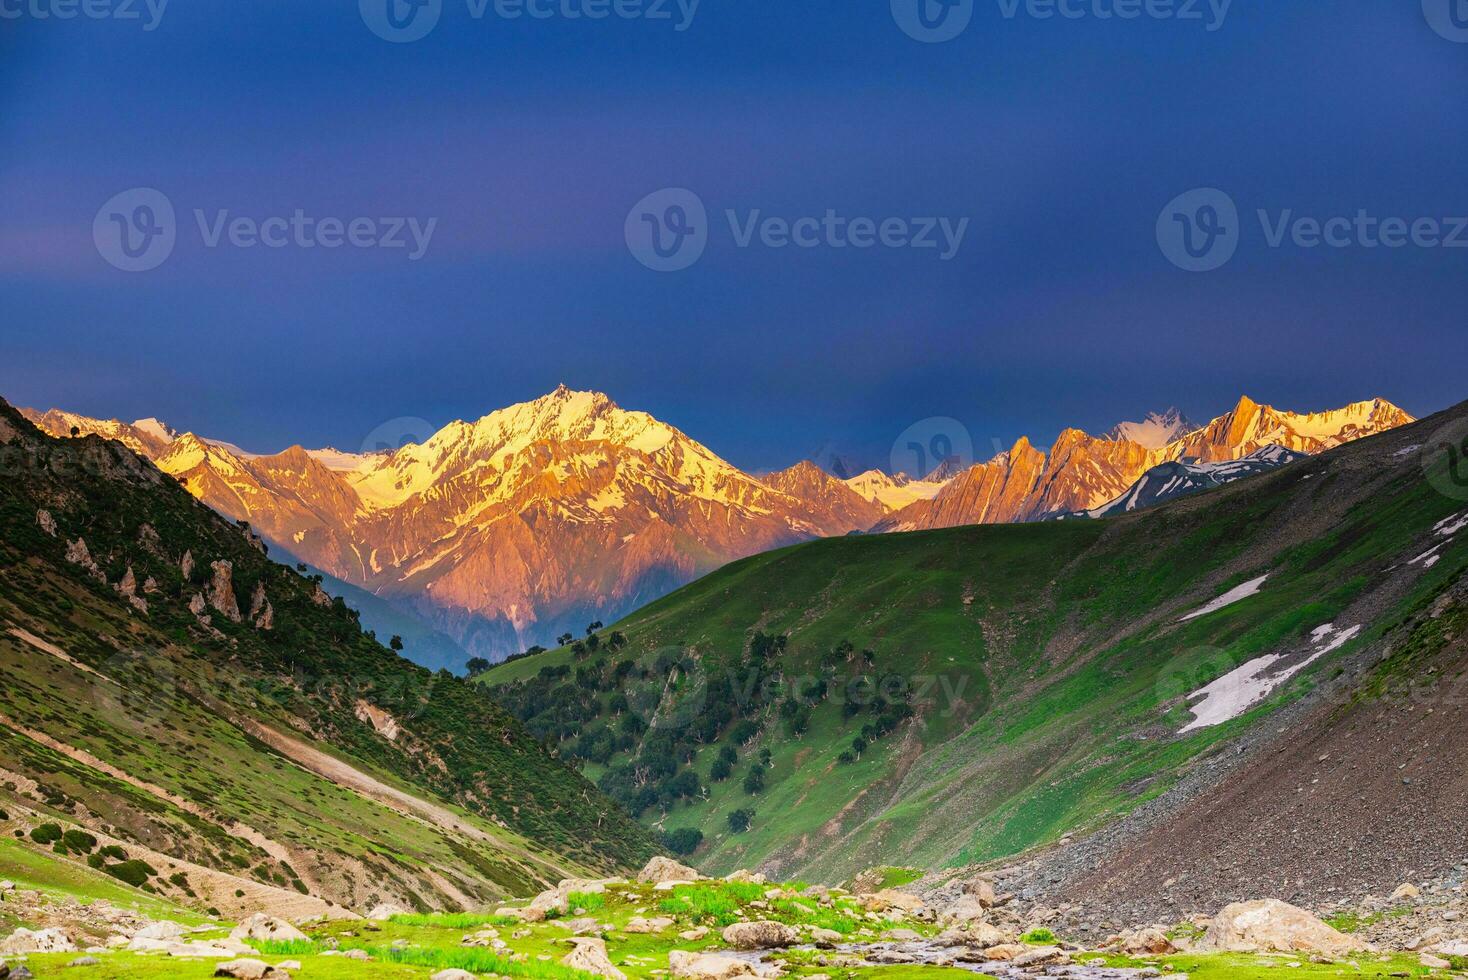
1108,407,1196,449
130,417,178,444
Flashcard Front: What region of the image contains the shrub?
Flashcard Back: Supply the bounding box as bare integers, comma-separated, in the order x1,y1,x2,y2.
1021,928,1057,944
99,844,127,860
62,829,98,854
664,827,704,856
105,859,157,887
29,822,63,845
727,808,754,833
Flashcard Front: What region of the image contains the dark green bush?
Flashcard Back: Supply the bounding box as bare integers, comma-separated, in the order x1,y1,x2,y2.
29,822,62,845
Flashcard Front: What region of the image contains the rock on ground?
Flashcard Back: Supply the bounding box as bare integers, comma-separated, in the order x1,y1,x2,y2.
1200,899,1369,954
214,960,288,979
1,927,77,954
229,913,308,944
721,920,800,949
562,936,627,979
669,950,758,979
638,857,701,884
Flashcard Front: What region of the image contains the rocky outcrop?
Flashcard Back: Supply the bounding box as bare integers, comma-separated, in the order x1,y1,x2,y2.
114,565,148,614
208,560,242,622
65,538,105,583
354,701,400,741
562,937,626,979
1199,900,1368,954
36,509,56,537
181,549,195,580
638,856,700,884
249,582,273,631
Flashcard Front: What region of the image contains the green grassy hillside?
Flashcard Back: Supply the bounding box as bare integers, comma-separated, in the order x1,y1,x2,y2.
483,402,1468,880
0,400,659,916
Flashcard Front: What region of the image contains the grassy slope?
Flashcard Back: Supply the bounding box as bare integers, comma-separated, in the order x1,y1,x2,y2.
0,400,658,915
483,404,1468,881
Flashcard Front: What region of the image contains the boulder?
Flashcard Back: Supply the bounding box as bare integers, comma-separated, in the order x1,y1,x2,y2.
67,956,100,967
639,857,701,884
366,903,409,921
213,960,287,979
1392,883,1422,901
1,927,77,954
1012,946,1068,967
669,950,758,980
809,927,842,946
724,870,768,885
1421,953,1451,970
679,926,710,941
1199,900,1368,954
979,943,1027,961
529,878,615,916
229,914,308,944
962,877,997,908
431,971,478,980
625,916,676,934
562,937,627,980
861,890,923,914
134,921,189,940
941,893,987,924
721,921,800,950
1109,927,1177,955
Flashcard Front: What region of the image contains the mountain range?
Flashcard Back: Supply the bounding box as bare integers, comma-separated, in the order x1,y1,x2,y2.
23,390,1414,662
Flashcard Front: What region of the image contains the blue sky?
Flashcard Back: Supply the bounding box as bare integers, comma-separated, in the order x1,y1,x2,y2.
1,0,1465,471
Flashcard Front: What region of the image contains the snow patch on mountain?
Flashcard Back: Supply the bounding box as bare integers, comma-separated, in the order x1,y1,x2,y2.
843,470,951,512
1108,407,1196,449
1179,622,1360,733
1180,574,1269,622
